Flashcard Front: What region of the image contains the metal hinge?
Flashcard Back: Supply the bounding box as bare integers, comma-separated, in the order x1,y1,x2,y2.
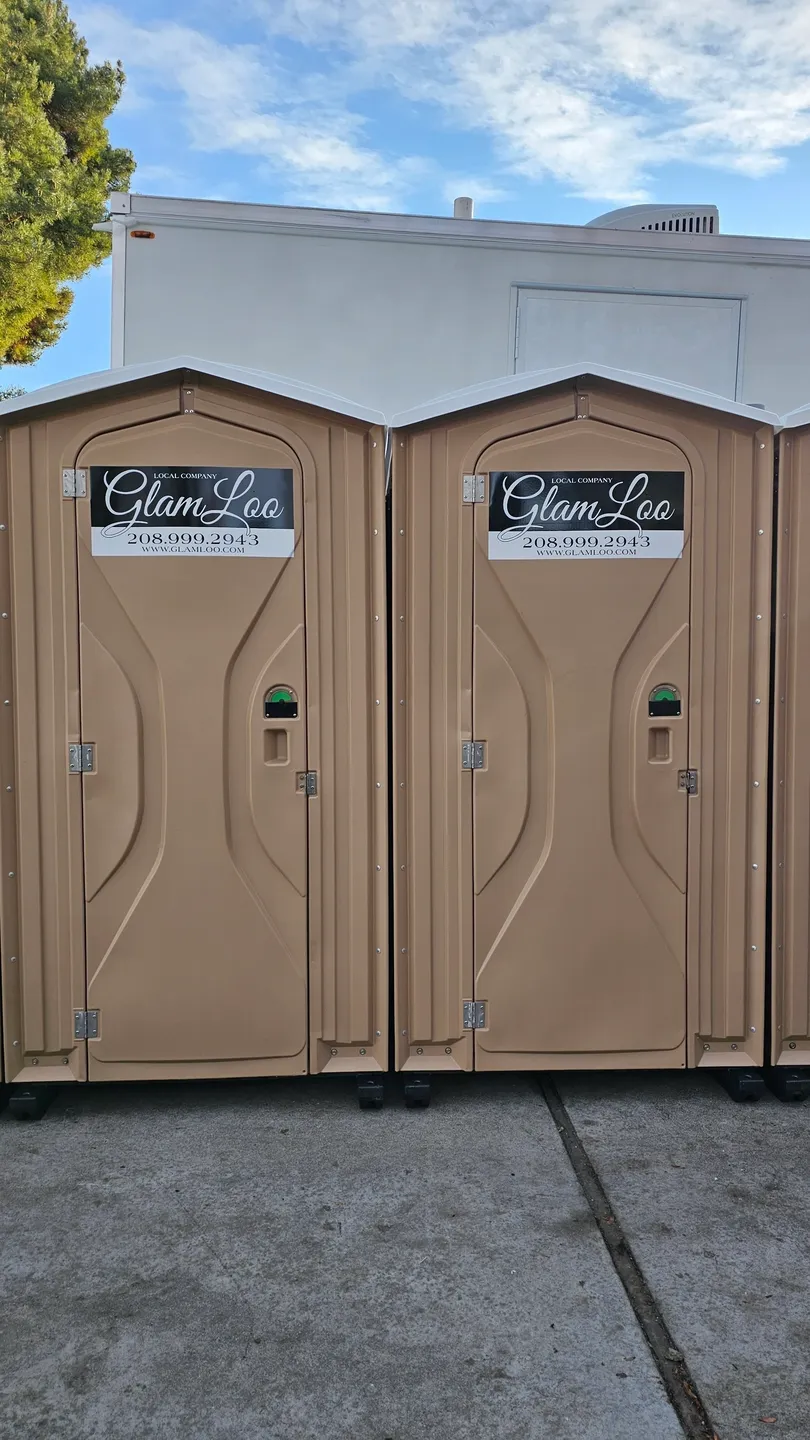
68,743,95,773
461,741,486,770
462,474,487,504
68,743,95,774
62,468,87,498
296,771,318,796
463,1001,487,1030
73,1010,99,1040
678,769,699,795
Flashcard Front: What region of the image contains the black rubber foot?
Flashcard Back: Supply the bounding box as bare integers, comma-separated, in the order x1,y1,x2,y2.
715,1068,765,1103
766,1067,810,1102
357,1076,384,1110
404,1078,431,1109
8,1085,56,1122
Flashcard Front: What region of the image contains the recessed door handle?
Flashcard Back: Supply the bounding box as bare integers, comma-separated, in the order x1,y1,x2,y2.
648,727,671,763
264,729,288,764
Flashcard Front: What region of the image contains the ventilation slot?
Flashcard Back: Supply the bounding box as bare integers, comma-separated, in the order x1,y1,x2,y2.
586,204,720,237
645,213,712,235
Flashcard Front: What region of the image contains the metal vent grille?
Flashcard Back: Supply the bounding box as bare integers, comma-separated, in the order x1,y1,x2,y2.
587,204,720,237
641,214,715,235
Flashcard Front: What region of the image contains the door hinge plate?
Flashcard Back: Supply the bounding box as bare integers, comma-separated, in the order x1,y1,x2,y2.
68,743,95,774
296,771,318,796
62,468,87,498
678,768,699,795
461,740,486,770
74,1009,99,1040
463,1001,487,1030
462,474,487,504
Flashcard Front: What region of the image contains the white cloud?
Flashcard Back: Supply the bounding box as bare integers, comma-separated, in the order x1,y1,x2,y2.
265,0,461,49
79,0,810,209
76,8,423,209
257,0,810,200
450,30,653,202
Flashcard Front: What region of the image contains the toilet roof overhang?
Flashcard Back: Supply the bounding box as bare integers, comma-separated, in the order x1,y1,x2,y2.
388,361,780,429
777,402,810,431
0,355,387,427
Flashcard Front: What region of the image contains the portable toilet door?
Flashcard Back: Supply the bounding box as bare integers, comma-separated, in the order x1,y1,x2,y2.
391,365,775,1078
0,360,388,1087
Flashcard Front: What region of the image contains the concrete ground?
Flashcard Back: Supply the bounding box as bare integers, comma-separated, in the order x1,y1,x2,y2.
558,1072,810,1440
0,1072,806,1439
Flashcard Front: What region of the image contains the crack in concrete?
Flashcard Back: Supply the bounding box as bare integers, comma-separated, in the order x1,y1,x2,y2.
540,1076,720,1440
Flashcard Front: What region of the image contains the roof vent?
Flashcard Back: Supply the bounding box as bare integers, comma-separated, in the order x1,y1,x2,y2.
587,203,720,237
453,196,474,220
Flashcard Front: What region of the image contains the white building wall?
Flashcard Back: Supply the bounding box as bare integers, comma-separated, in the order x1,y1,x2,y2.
113,195,810,415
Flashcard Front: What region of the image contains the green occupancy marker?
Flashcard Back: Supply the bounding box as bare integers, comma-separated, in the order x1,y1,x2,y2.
650,685,679,703
264,685,299,719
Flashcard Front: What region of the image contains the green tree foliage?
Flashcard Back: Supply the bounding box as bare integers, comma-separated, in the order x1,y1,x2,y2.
0,0,134,364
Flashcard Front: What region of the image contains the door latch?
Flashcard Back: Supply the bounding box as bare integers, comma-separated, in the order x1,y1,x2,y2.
296,771,318,796
678,769,699,795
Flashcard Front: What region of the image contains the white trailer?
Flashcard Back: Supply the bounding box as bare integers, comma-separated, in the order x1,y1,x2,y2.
104,193,810,415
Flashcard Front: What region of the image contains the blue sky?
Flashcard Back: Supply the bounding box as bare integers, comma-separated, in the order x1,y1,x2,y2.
6,0,810,392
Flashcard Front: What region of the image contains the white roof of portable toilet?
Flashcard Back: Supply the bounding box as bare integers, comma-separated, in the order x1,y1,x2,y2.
389,361,780,428
0,356,778,432
777,402,810,430
0,355,387,427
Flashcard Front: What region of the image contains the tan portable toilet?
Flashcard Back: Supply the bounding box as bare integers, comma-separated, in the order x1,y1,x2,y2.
391,365,775,1096
772,408,810,1099
0,359,388,1105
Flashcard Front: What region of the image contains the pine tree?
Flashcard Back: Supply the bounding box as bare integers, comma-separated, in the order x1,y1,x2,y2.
0,0,134,363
